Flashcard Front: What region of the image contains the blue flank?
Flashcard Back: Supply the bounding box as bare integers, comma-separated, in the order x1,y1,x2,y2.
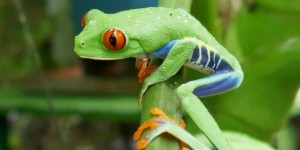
151,40,177,58
190,45,233,73
190,47,199,62
207,51,215,69
151,40,233,73
213,54,221,70
200,46,209,66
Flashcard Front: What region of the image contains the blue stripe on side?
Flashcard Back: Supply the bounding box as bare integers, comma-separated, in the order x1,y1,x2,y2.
151,40,177,58
190,47,200,62
200,46,208,66
151,40,234,73
207,51,215,68
213,54,220,70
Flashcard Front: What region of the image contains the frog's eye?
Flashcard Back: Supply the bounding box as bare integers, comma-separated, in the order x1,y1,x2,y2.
103,28,126,51
81,13,87,27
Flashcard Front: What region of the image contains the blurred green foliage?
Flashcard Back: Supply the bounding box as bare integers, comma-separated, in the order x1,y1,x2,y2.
173,0,300,149
256,0,300,14
202,0,300,143
0,0,54,80
1,0,300,149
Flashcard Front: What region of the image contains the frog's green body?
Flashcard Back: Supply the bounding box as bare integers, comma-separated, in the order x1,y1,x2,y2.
75,7,243,150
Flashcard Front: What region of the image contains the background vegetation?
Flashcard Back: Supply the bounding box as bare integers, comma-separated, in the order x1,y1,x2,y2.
0,0,299,149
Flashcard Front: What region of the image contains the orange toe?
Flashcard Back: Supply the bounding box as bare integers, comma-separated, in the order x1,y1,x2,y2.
150,107,185,129
133,118,162,140
136,137,149,150
134,107,187,150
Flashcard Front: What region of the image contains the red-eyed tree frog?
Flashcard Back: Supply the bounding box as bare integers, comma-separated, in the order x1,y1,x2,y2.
74,7,243,150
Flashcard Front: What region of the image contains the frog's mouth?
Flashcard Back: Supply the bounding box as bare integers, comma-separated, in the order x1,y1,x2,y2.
79,55,125,60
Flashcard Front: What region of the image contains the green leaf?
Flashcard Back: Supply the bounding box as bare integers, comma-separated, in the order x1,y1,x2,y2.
195,131,275,150
256,0,300,14
212,6,300,141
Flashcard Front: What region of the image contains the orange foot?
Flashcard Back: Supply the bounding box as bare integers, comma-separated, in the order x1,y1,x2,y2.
133,107,186,150
135,59,158,83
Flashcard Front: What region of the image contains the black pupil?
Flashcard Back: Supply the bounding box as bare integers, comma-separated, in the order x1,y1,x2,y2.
109,32,117,46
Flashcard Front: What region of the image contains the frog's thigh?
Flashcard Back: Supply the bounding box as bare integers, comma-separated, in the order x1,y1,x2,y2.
178,71,241,97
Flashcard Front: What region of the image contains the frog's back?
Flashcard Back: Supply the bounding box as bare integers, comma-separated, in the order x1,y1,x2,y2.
111,7,202,49
116,7,202,38
114,7,241,71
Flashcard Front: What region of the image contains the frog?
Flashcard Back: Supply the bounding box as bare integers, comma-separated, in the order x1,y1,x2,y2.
74,7,243,150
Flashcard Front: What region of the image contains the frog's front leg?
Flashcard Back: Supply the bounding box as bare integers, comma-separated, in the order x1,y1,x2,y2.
136,58,158,83
139,38,196,103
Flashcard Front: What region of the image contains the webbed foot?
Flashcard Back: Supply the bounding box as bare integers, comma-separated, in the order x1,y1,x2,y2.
133,107,186,150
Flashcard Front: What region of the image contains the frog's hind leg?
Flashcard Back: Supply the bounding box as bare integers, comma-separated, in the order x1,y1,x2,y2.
133,107,210,150
177,71,242,150
135,118,211,150
192,71,243,97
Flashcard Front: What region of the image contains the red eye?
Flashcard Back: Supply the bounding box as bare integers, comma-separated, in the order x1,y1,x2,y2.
103,28,126,51
81,13,87,27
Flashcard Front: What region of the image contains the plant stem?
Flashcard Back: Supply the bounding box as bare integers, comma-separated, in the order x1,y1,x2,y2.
158,0,192,11
140,69,183,150
137,1,192,149
190,0,217,34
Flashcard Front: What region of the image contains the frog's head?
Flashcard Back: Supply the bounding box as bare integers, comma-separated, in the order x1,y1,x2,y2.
74,9,145,60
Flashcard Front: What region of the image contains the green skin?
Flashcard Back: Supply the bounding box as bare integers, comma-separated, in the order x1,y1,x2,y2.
75,7,243,150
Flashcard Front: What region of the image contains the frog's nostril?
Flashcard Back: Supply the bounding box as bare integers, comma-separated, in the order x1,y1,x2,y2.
75,36,85,47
